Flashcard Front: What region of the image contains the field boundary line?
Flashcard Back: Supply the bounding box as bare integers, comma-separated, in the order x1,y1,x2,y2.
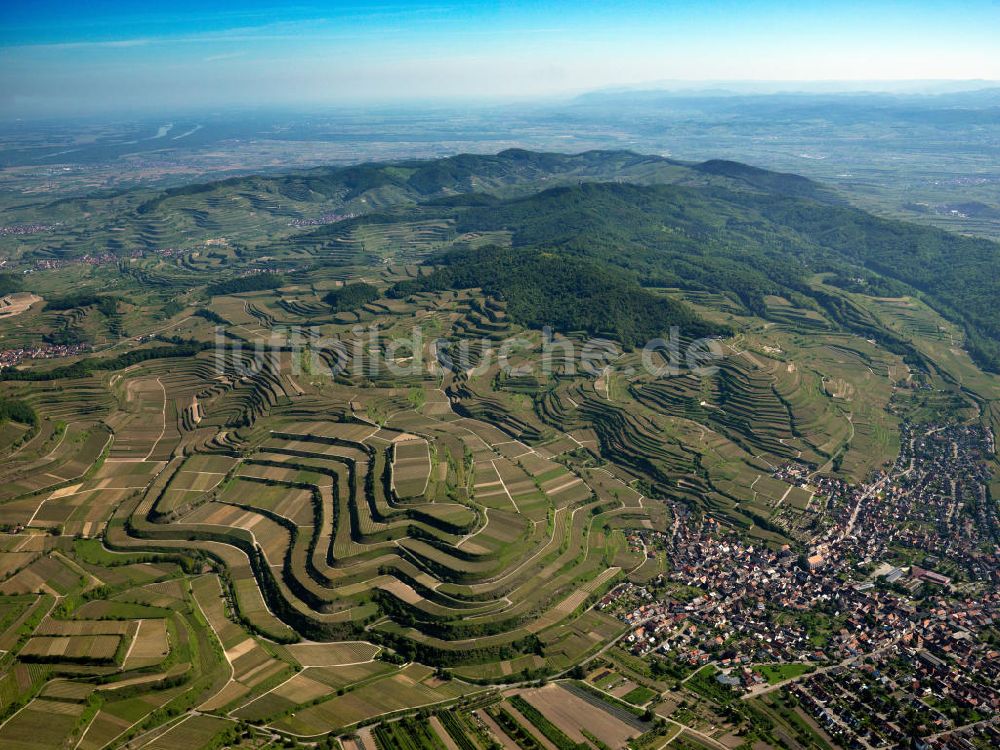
142,377,168,461
119,618,143,669
191,574,236,711
490,460,519,513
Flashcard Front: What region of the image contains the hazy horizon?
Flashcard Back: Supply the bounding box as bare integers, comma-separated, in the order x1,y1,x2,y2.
3,1,1000,117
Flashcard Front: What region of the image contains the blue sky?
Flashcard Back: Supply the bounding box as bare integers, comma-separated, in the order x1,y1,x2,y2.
2,1,999,116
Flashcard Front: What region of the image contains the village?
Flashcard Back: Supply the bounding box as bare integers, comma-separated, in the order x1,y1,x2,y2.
598,421,999,747
0,341,90,369
0,222,59,236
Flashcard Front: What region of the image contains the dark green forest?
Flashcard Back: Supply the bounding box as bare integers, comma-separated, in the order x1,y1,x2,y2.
436,180,1000,370
207,274,285,296
0,397,37,426
324,282,380,312
0,273,22,297
389,246,725,348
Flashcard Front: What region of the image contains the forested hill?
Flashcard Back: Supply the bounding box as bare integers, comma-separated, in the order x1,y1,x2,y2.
388,246,726,348
134,149,696,215
430,180,1000,372
9,148,842,266
8,148,998,370
136,148,840,209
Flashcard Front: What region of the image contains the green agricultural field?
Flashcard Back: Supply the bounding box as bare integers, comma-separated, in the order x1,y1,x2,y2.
754,663,816,685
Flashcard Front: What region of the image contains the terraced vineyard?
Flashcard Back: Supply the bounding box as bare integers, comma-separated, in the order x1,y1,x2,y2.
0,281,671,743
0,150,997,748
